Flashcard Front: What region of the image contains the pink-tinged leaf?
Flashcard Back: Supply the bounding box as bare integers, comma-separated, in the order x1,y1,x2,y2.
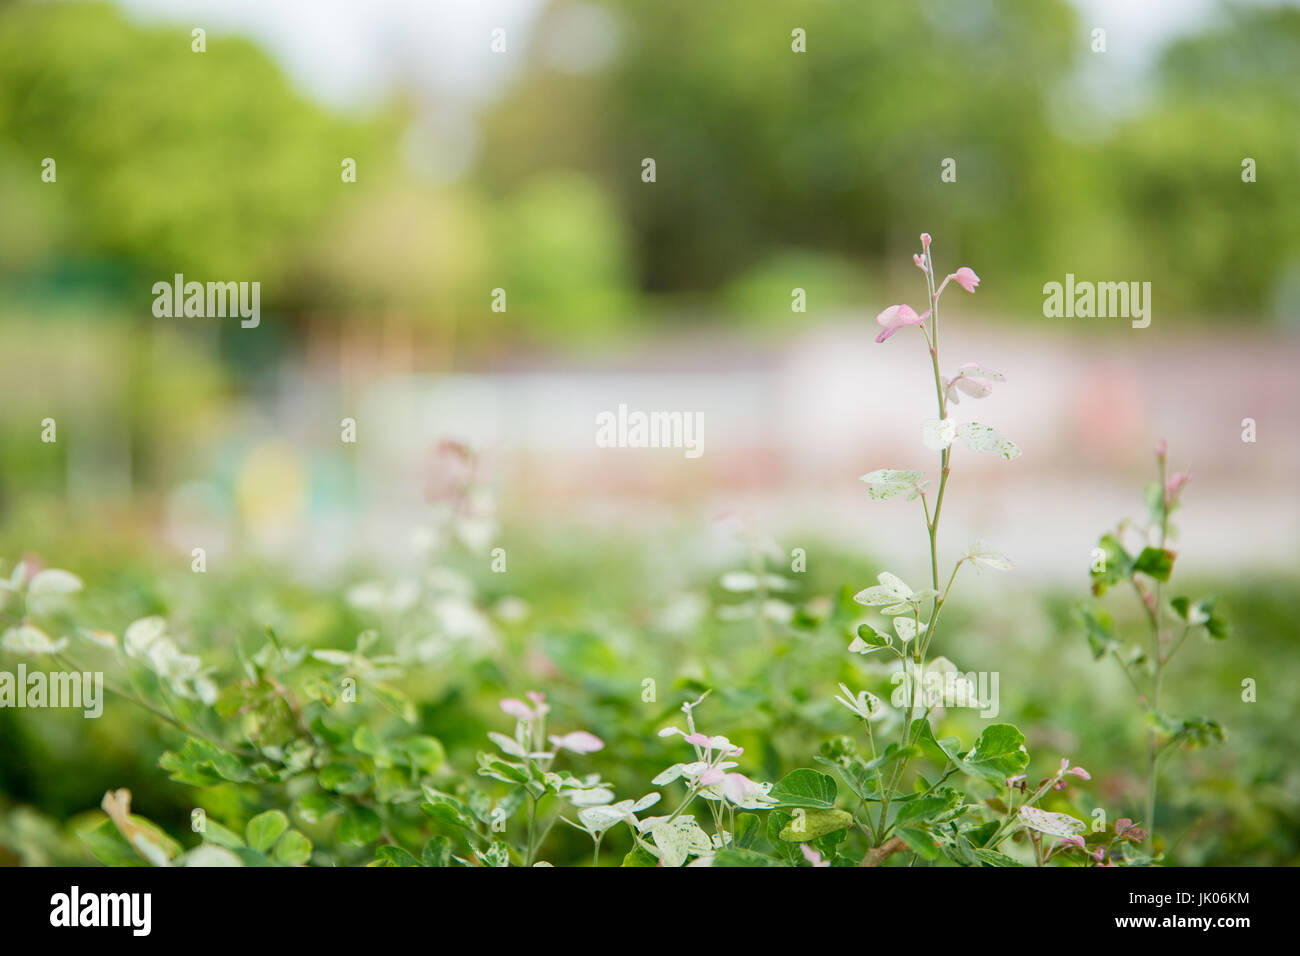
499,698,534,722
549,731,605,754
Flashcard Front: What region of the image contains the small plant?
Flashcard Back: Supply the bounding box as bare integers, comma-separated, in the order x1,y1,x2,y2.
1076,440,1229,849
708,233,1117,867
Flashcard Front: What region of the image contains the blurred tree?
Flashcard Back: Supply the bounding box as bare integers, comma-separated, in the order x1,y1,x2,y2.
0,1,389,305
477,0,1300,322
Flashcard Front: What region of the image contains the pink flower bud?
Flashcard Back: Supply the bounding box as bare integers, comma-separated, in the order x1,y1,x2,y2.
920,233,931,251
949,267,980,293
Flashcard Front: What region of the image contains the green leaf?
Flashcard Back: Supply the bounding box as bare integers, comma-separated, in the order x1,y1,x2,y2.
373,845,421,867
245,810,289,854
398,735,447,773
854,623,890,647
770,769,838,809
621,845,659,867
199,819,245,849
1156,714,1225,749
959,724,1029,783
274,829,312,866
477,841,511,867
911,719,961,766
420,789,478,831
1075,604,1119,660
293,792,340,825
337,806,382,847
894,789,961,827
1090,534,1133,596
352,726,383,757
318,763,370,795
158,737,251,786
1171,595,1229,640
422,836,453,867
712,848,786,867
777,808,854,842
733,812,762,850
81,820,149,867
895,827,939,860
974,847,1024,866
1133,547,1175,581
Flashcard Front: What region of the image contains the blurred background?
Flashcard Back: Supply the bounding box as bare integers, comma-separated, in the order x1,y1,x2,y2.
0,0,1297,865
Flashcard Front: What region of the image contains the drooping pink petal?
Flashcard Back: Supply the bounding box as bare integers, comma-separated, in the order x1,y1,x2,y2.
801,844,830,867
1067,766,1091,780
954,377,992,399
526,690,546,704
500,698,534,722
874,304,929,344
721,772,758,804
876,304,912,328
949,267,980,293
698,767,725,786
548,730,605,754
683,732,711,747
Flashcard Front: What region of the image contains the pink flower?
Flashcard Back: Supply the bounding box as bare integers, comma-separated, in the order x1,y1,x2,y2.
1059,758,1090,781
1165,472,1190,499
721,772,761,804
1060,835,1086,849
500,698,534,722
549,730,604,754
683,732,711,747
875,304,930,343
948,267,980,293
698,766,726,786
801,844,830,867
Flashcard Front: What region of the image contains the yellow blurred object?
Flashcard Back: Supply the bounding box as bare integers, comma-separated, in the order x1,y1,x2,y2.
235,441,307,547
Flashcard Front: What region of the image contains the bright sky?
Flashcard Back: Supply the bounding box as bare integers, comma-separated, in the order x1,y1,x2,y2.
111,0,1271,112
